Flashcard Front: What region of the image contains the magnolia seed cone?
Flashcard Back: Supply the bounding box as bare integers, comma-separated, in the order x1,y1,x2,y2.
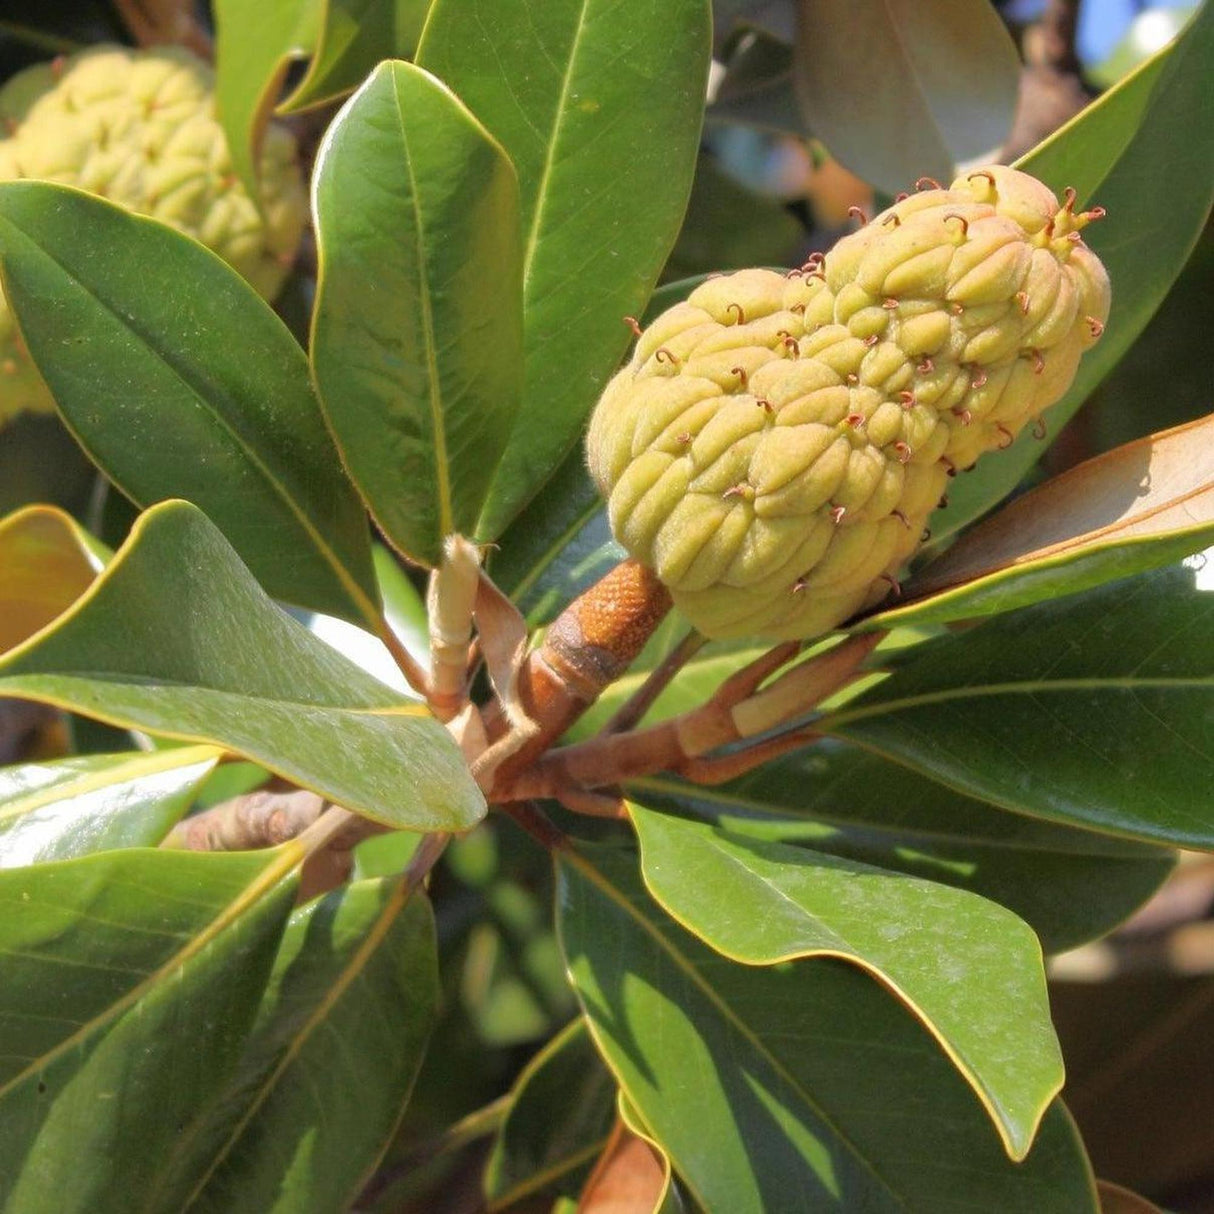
587,165,1110,641
0,44,307,422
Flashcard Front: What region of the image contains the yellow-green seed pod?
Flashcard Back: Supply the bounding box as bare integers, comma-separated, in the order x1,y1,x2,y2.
0,45,307,422
586,167,1109,641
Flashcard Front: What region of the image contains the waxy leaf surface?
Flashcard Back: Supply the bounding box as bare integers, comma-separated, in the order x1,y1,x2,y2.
560,845,1098,1212
0,746,221,867
0,847,298,1212
418,0,712,536
0,183,376,624
311,61,523,566
823,565,1214,848
628,740,1174,954
630,803,1061,1159
0,501,485,832
159,879,437,1213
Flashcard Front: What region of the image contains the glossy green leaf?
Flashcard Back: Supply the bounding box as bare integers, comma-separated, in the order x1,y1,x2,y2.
630,802,1060,1159
214,0,321,198
0,501,485,833
0,847,298,1211
281,0,431,110
484,1018,617,1210
0,504,103,652
418,0,713,537
868,413,1214,630
932,4,1214,542
157,878,438,1213
0,182,377,625
822,564,1214,848
559,844,1099,1212
793,0,1020,194
628,739,1175,954
311,60,523,567
0,746,222,867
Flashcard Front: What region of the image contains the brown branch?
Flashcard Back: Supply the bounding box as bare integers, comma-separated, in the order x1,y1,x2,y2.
485,559,672,795
600,628,707,735
499,633,880,801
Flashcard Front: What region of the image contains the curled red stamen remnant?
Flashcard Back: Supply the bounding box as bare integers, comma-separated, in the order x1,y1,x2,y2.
756,397,774,414
807,270,828,283
882,213,901,228
732,365,748,387
804,251,825,269
1023,347,1045,374
944,213,969,237
1015,291,1030,315
943,457,958,477
953,407,972,426
790,303,807,315
792,577,807,595
654,347,679,367
938,493,949,508
723,483,753,500
967,170,996,189
1082,205,1107,222
950,302,964,315
829,504,847,525
1086,315,1105,338
997,424,1014,449
1063,186,1077,213
675,431,692,445
845,412,866,428
916,177,942,191
970,367,988,389
848,205,869,225
894,192,910,202
864,333,881,347
917,356,934,374
879,573,902,596
782,335,800,357
1032,418,1048,440
785,267,804,279
623,315,643,337
893,441,912,464
1067,230,1084,244
846,372,860,386
883,298,900,310
892,509,911,529
920,527,932,543
726,302,745,325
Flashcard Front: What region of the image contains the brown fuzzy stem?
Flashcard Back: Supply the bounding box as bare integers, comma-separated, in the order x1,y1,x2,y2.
486,559,672,795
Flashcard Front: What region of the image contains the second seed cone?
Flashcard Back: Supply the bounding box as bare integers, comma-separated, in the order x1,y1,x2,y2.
587,166,1110,641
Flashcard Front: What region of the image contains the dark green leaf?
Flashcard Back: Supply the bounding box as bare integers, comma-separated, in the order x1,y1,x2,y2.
559,844,1099,1212
484,1018,616,1210
0,504,103,652
418,0,713,537
0,500,485,833
630,802,1061,1159
311,60,523,566
933,5,1214,542
0,182,377,625
0,746,221,866
822,564,1214,848
0,847,297,1211
793,0,1020,193
214,0,321,199
627,739,1175,954
282,0,431,110
159,879,438,1213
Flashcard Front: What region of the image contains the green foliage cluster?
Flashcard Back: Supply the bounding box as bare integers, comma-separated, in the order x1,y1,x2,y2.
0,1,1211,1210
